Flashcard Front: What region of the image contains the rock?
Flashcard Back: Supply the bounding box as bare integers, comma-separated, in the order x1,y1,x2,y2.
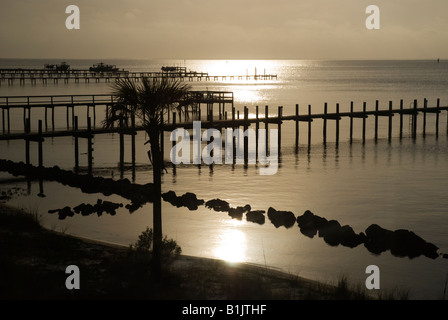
161,191,178,205
205,199,230,212
390,229,439,259
48,206,74,220
267,207,296,229
364,224,439,259
422,243,439,260
73,203,95,216
297,211,365,248
180,192,205,211
161,191,204,210
318,220,342,246
96,199,123,216
339,225,364,248
228,205,251,220
364,224,394,255
246,210,265,225
296,210,328,238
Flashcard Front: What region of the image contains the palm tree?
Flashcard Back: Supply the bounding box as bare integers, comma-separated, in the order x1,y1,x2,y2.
104,77,192,276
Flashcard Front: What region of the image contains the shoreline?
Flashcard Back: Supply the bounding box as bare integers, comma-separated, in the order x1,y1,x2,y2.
0,201,367,300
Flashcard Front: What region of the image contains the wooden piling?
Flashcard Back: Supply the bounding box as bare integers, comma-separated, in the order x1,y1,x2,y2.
308,105,312,146
2,108,4,134
244,107,249,163
209,103,213,123
23,106,27,131
38,120,43,167
119,118,124,170
74,117,79,171
25,118,30,165
388,101,393,142
265,106,269,152
7,107,10,133
87,105,90,127
87,117,93,175
52,107,55,131
423,98,427,138
336,103,340,146
172,112,177,150
278,106,282,154
362,102,366,144
232,106,236,162
160,111,164,162
222,102,225,121
132,112,136,167
256,106,259,159
295,104,299,150
45,107,48,131
436,98,440,138
375,100,379,142
413,100,418,140
66,106,70,130
349,102,353,144
323,103,327,145
399,100,404,140
72,105,75,129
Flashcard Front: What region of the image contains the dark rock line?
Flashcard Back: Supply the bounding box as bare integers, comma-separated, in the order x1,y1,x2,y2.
163,192,442,260
48,199,124,220
0,159,154,212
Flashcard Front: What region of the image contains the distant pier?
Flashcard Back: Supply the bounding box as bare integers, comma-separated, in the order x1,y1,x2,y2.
0,67,278,86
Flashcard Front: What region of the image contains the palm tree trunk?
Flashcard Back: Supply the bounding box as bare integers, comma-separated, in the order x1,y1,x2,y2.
149,129,162,277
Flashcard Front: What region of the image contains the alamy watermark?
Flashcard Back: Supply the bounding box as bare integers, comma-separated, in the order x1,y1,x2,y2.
366,5,380,30
65,5,80,30
64,5,380,31
65,265,80,290
365,265,380,290
170,121,279,175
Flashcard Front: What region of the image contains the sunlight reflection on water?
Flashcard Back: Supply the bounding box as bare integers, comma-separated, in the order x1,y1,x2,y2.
213,220,247,263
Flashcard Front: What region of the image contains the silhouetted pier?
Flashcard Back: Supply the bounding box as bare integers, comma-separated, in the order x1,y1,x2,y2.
1,94,447,174
0,68,278,86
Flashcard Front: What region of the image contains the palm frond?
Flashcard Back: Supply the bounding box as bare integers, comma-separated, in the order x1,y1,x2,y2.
104,77,192,145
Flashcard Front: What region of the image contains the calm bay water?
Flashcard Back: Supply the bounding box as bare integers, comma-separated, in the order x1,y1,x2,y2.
1,59,448,299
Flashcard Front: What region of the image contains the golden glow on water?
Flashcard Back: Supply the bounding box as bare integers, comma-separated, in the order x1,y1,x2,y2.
232,87,264,105
200,60,279,77
213,220,247,263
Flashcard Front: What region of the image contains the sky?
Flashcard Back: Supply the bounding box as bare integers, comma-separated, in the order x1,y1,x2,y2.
1,0,448,60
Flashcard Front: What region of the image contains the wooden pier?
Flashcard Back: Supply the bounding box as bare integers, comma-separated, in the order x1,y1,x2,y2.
1,94,447,174
0,68,278,86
